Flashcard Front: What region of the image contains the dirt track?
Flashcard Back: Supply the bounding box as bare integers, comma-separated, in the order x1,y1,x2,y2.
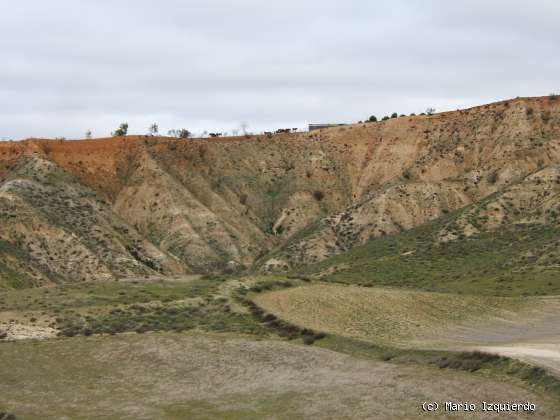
413,298,560,375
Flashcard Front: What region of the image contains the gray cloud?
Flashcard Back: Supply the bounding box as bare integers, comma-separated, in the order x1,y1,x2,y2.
1,0,558,139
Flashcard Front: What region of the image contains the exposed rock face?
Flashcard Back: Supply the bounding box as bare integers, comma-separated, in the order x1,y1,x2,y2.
1,96,559,285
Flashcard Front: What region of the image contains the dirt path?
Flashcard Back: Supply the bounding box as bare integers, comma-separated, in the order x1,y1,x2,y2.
413,298,560,374
477,345,560,374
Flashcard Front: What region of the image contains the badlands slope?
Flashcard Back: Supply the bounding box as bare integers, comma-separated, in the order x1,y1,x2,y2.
1,96,560,287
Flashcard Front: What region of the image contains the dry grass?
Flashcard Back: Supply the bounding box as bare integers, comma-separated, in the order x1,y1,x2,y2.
1,332,558,419
254,284,528,345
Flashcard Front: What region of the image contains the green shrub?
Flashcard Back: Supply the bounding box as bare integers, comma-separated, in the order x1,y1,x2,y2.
112,122,128,136
313,190,325,201
432,351,502,372
313,332,326,340
402,168,413,179
487,170,499,184
303,335,315,345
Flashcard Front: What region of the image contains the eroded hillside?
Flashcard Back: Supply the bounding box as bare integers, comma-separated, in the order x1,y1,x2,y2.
1,96,559,287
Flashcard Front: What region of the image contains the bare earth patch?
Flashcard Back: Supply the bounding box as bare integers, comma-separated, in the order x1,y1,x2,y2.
1,332,558,419
0,321,57,340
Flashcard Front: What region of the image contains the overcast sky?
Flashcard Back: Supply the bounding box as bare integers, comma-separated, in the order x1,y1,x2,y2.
1,1,558,139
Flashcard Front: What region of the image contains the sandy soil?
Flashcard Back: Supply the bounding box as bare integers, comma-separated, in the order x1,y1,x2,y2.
1,332,558,419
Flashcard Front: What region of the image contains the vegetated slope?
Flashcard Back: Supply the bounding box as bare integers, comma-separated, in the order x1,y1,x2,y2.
1,96,560,287
293,135,560,297
0,158,184,288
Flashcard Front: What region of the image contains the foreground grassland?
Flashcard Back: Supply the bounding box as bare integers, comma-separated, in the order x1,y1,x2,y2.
2,276,560,419
253,284,528,344
2,332,560,420
298,219,560,297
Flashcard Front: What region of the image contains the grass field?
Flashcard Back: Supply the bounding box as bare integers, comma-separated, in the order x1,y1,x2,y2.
253,284,529,344
2,332,559,419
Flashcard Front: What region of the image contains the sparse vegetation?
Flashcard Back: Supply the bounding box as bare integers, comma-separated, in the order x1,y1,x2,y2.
312,190,324,201
112,122,128,136
167,128,191,138
402,168,413,179
487,169,499,184
148,123,159,136
431,351,503,372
